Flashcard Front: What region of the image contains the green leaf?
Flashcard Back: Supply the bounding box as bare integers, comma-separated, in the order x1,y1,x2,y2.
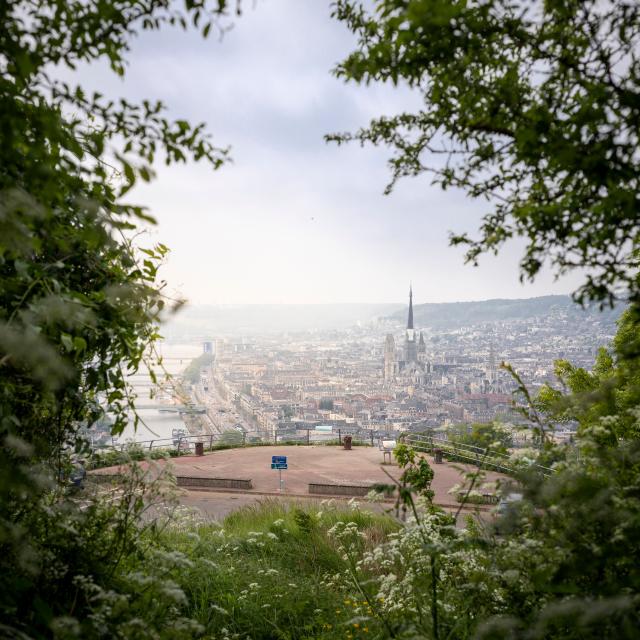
73,336,87,353
60,333,74,352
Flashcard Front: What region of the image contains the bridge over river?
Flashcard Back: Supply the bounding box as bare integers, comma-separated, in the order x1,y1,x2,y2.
133,404,206,415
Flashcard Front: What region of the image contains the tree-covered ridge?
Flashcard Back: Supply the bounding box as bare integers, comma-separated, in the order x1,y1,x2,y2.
389,294,621,328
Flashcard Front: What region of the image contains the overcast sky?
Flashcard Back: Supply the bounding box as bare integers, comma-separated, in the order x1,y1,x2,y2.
77,1,584,305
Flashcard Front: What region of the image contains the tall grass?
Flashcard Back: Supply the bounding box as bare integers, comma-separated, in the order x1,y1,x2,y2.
156,500,398,639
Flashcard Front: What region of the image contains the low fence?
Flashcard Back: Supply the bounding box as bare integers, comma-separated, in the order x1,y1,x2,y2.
91,427,383,457
455,492,500,505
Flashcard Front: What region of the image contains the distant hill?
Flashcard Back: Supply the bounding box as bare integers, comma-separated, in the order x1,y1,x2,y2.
163,303,404,337
390,295,623,329
161,296,623,339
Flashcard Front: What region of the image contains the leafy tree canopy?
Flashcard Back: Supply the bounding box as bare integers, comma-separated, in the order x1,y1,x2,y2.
1,0,235,460
330,0,640,306
183,352,214,384
319,398,335,411
281,404,295,418
1,1,237,635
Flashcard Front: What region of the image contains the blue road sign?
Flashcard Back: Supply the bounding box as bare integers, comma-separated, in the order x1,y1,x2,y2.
271,463,288,470
272,455,287,465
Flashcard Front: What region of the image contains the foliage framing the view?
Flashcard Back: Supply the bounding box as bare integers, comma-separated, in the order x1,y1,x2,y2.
534,305,640,440
1,1,238,636
0,0,235,456
2,1,640,638
329,0,640,306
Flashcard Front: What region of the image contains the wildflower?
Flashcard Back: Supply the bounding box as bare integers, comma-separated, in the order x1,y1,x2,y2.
210,604,228,615
161,583,187,606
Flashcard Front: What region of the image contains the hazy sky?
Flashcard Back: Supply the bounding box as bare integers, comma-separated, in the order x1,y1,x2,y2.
77,1,584,305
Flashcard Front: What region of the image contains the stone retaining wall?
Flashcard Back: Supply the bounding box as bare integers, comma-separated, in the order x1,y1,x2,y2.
308,483,387,497
176,476,252,490
88,474,253,491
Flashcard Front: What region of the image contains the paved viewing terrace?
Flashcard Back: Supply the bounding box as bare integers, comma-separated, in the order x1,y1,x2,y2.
93,445,507,518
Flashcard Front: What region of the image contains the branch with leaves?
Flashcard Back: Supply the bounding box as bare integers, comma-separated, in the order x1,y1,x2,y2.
330,0,640,307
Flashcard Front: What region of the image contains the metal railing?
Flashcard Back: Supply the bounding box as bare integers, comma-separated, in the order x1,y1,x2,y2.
91,427,383,456
404,433,553,477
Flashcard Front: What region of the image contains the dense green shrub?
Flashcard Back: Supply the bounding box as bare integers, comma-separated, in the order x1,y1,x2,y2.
327,428,640,639
1,460,193,639
0,1,233,636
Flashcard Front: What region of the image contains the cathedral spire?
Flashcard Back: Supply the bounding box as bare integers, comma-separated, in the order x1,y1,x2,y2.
407,284,414,330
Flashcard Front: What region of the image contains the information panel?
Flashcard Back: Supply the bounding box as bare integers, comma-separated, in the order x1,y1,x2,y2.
271,455,288,470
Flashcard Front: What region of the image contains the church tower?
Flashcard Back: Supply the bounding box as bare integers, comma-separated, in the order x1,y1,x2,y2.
487,341,497,383
384,334,397,381
404,285,418,364
418,331,426,357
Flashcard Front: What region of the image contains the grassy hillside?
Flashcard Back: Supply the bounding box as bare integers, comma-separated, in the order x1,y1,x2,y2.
157,500,398,639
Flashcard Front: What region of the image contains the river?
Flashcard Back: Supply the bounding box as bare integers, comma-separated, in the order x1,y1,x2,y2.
113,342,202,444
